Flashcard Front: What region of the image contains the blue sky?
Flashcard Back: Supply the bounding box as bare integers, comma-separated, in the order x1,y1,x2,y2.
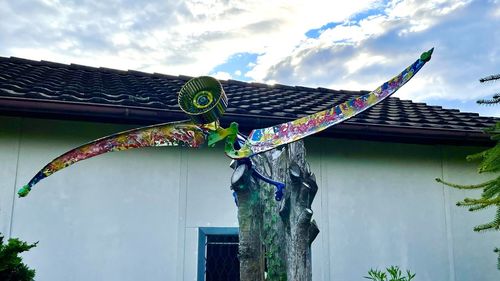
0,0,499,116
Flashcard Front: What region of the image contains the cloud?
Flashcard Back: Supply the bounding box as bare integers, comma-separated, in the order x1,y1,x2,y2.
211,71,232,80
246,0,499,113
0,0,189,70
243,19,285,33
0,0,379,74
0,0,498,116
209,52,259,81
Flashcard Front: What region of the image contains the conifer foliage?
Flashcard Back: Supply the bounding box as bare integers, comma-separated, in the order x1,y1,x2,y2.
0,234,37,281
436,73,500,269
477,74,500,105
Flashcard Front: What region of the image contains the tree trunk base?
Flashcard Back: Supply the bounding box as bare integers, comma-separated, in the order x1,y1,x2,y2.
231,140,319,281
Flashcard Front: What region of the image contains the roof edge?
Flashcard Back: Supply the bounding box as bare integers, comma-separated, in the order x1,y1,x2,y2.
0,97,494,147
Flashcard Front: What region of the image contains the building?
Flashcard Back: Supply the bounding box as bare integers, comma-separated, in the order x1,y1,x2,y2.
0,56,498,280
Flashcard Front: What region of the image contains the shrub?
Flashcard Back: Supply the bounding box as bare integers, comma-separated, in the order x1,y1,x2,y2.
0,234,37,281
364,265,415,281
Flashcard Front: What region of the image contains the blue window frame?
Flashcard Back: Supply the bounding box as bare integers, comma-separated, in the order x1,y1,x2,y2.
198,227,239,281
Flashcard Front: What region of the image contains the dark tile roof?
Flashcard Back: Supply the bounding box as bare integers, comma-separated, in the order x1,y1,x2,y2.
0,56,497,146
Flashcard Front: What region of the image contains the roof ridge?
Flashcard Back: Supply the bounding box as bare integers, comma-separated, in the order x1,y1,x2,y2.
69,63,100,71
0,56,353,92
226,79,250,86
8,56,43,64
98,66,127,74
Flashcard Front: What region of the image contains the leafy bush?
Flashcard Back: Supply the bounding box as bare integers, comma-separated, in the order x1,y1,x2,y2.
364,266,415,281
0,234,37,281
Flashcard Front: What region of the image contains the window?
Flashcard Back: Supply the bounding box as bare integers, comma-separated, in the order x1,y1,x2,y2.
198,227,239,281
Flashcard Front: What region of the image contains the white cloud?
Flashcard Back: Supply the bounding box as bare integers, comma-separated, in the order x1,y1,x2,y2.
111,33,131,46
345,53,387,75
0,0,498,116
210,71,232,80
0,0,380,75
492,0,500,17
246,0,499,112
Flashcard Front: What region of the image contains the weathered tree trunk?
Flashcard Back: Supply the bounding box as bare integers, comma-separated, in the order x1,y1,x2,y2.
231,163,265,281
231,140,319,281
253,148,288,280
281,141,319,280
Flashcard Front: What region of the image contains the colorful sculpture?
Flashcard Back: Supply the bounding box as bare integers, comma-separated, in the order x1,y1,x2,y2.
18,49,434,199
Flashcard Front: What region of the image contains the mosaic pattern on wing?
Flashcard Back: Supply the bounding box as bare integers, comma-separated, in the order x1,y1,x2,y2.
244,54,430,155
21,121,206,195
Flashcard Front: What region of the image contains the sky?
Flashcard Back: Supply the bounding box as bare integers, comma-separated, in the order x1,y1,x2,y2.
0,0,499,116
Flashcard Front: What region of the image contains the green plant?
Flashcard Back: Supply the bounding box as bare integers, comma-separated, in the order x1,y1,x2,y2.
364,266,415,281
435,74,500,269
0,234,37,281
435,123,500,232
435,126,500,269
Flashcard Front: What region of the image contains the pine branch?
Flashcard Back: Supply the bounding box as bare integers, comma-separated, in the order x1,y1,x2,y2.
482,183,500,199
465,144,500,174
439,121,500,265
477,94,500,105
457,197,500,206
468,204,491,212
445,77,500,269
435,177,496,189
480,74,500,83
472,207,500,232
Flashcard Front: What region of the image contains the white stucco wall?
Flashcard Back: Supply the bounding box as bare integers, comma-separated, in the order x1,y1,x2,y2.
0,116,498,281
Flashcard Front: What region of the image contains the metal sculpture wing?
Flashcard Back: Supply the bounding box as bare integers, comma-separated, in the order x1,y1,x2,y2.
18,121,207,197
224,48,434,158
18,49,433,197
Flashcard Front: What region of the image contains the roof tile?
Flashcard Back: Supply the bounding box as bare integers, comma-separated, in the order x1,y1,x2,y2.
0,56,497,136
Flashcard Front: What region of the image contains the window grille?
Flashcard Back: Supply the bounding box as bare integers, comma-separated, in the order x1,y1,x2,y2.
198,227,239,281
